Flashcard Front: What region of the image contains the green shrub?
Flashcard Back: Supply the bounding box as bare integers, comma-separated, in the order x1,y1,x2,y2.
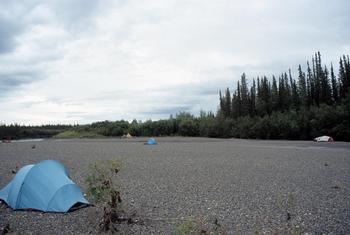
85,160,121,203
85,160,123,232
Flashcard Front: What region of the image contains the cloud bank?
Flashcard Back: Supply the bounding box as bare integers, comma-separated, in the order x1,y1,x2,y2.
0,0,349,124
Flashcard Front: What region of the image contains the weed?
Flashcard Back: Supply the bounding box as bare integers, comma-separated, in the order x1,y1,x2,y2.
85,159,124,232
175,217,226,235
269,193,303,234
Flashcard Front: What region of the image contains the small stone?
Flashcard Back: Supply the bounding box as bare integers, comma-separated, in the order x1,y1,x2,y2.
286,212,291,221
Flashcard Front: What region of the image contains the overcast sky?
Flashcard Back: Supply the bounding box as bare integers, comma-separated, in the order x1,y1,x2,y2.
0,0,349,125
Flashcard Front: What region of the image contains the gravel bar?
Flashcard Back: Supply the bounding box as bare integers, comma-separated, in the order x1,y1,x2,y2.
0,137,349,234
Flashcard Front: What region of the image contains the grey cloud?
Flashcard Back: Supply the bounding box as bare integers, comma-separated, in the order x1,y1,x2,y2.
0,0,106,96
0,14,24,54
48,0,104,32
0,71,41,95
148,80,226,98
142,105,192,116
0,1,43,54
65,111,89,118
168,83,219,96
0,0,104,54
136,82,224,118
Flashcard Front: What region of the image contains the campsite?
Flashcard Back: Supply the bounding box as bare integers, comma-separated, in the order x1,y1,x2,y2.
1,1,350,234
1,137,349,234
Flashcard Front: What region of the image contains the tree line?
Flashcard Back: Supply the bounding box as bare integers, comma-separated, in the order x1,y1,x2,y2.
0,124,71,140
218,52,350,140
219,52,349,118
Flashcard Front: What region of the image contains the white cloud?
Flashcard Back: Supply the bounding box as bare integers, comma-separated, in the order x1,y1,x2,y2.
0,0,349,124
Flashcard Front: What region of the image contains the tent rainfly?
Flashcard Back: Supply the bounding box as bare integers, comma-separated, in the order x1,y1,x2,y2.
0,160,88,212
145,138,157,145
314,136,334,142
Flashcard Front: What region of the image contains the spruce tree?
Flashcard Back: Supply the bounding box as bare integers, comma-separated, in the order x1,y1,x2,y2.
219,90,224,113
225,88,231,117
240,73,249,116
339,55,350,99
231,92,238,118
298,65,307,107
289,69,299,109
312,55,320,106
261,76,271,115
307,61,314,106
256,77,263,116
249,79,256,116
278,75,285,111
236,81,242,117
330,63,339,104
271,76,279,112
284,72,292,109
321,65,332,105
345,55,350,93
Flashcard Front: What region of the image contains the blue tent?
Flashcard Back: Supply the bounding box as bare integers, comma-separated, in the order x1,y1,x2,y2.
145,138,157,145
0,160,88,212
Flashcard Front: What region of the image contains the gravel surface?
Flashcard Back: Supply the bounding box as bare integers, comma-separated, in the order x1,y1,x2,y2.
0,137,349,234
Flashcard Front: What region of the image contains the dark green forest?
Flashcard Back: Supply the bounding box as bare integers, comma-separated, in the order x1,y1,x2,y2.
0,124,71,140
217,52,350,140
1,53,350,141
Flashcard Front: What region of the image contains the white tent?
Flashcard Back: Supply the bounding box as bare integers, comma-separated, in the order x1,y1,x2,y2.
121,133,133,138
314,136,334,142
126,133,133,138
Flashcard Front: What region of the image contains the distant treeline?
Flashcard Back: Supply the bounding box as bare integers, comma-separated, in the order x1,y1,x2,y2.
64,101,350,141
1,53,349,141
61,112,217,138
0,124,71,140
